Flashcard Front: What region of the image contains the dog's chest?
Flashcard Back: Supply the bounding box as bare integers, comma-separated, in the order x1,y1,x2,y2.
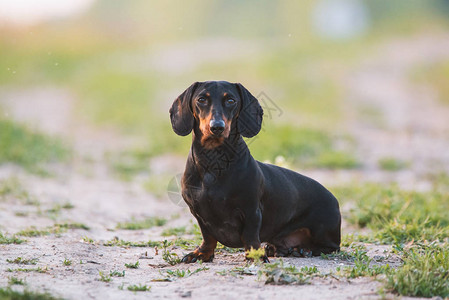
184,171,233,206
195,198,244,248
183,179,244,246
191,183,233,213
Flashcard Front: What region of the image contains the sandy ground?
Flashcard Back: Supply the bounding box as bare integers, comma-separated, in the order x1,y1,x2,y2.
1,34,449,299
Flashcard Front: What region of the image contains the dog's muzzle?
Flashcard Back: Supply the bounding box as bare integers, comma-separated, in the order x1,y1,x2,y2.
210,119,225,135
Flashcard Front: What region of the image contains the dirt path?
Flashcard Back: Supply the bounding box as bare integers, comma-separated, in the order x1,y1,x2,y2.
1,34,449,299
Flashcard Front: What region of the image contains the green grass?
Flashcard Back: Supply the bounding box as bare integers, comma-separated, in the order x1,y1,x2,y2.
332,183,449,244
7,267,47,273
0,118,71,174
340,233,375,246
98,271,112,282
124,261,139,269
8,276,25,285
6,257,38,265
337,262,390,280
0,287,59,300
168,237,199,250
321,244,368,262
386,243,449,298
314,151,360,169
332,246,391,279
0,232,26,245
331,183,449,297
103,237,161,248
16,226,61,237
163,267,209,280
109,270,125,277
15,211,29,217
258,259,320,285
162,226,186,237
321,243,391,279
162,249,181,266
426,172,449,194
82,236,95,244
55,223,90,230
162,240,181,266
116,216,167,230
127,284,151,292
63,258,72,266
15,223,89,237
216,258,318,285
378,157,409,171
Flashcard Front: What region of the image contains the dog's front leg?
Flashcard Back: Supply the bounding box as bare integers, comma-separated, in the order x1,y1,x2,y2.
181,220,217,263
242,209,269,263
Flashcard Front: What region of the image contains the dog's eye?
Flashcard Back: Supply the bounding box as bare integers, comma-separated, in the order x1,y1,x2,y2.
226,99,236,105
197,97,207,105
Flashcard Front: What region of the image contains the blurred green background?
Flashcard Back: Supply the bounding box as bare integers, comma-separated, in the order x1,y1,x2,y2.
1,0,449,177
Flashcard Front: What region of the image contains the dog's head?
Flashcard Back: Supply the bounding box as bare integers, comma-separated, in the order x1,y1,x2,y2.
169,81,263,149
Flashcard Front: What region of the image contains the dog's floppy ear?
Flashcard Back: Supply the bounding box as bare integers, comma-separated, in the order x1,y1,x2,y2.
235,83,263,138
169,82,200,136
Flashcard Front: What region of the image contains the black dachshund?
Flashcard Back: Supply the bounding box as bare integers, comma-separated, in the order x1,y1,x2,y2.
169,81,341,262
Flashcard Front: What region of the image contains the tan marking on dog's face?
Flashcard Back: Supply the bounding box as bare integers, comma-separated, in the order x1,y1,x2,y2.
201,135,225,149
198,114,212,138
198,114,232,149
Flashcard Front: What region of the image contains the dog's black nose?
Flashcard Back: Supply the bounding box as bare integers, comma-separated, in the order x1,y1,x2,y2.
210,120,225,135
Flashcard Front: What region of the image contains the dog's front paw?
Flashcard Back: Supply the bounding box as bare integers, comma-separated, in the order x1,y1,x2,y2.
181,248,214,263
264,244,276,257
245,254,270,263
